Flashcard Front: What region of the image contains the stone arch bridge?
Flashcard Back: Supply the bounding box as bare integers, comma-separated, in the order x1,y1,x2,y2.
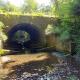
0,14,58,32
0,13,70,52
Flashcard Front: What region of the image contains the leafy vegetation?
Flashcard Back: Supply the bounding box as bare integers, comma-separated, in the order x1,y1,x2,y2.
0,49,11,55
0,21,8,55
51,0,80,55
22,0,38,13
0,21,7,41
0,0,52,15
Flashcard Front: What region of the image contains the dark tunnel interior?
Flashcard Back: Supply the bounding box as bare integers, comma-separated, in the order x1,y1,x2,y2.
7,23,44,52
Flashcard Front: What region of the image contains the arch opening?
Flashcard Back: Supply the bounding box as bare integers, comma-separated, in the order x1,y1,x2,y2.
7,23,45,51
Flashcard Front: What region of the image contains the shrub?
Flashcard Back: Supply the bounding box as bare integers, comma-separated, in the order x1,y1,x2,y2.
0,21,7,41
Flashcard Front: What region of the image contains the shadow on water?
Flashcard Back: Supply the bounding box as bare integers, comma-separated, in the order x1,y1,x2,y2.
3,53,80,80
4,56,59,80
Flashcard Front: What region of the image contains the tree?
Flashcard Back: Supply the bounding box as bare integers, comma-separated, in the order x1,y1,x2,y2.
51,0,80,55
0,0,20,12
37,4,51,14
21,0,38,13
50,0,75,17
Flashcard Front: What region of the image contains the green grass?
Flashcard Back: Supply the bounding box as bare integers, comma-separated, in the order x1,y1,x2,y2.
0,49,10,55
0,11,57,17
